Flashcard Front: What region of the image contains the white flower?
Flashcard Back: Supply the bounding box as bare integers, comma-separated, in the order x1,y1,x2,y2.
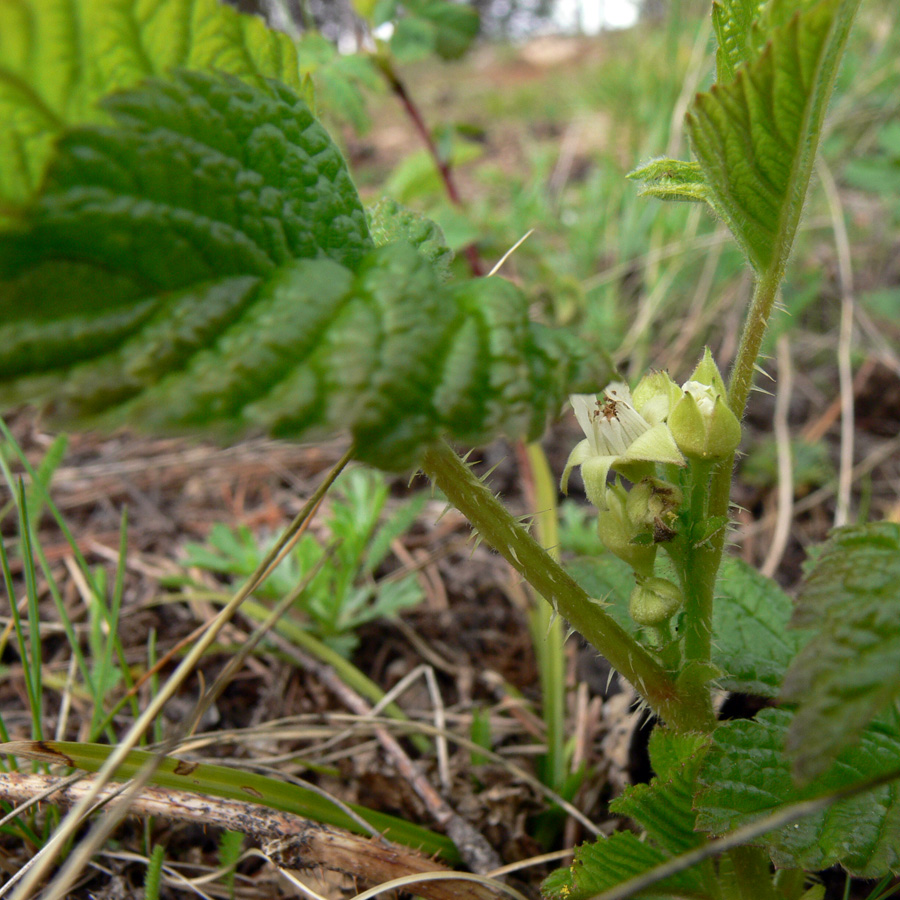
561,382,685,509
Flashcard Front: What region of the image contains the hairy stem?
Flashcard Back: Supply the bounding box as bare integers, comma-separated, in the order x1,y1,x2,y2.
421,440,713,732
680,460,716,669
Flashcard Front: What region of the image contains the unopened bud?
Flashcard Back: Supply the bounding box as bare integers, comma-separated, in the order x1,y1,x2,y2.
626,477,684,528
629,577,684,626
668,349,741,461
597,482,657,577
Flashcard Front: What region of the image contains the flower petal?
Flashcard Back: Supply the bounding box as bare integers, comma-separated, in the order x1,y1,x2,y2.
624,423,685,466
560,438,593,494
581,454,616,509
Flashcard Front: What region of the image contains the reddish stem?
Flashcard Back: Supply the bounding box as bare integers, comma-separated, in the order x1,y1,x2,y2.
376,56,484,276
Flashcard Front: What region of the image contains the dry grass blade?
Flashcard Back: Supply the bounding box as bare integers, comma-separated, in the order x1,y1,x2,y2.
7,448,355,900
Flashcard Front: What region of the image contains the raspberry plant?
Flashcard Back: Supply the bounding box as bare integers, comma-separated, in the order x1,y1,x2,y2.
3,0,900,898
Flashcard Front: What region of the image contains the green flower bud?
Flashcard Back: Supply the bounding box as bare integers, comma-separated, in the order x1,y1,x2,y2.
629,576,684,626
632,370,683,426
689,347,727,395
667,349,741,461
626,477,684,538
597,482,657,577
669,388,742,461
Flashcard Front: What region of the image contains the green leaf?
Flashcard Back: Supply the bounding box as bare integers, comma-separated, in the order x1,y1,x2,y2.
781,523,900,781
565,554,637,636
365,197,453,281
296,33,381,134
686,0,861,273
696,708,900,878
628,159,711,203
712,0,765,83
390,16,438,63
0,739,459,861
610,729,709,856
412,0,480,61
712,556,810,697
1,71,602,470
542,830,707,900
0,0,301,211
543,730,711,899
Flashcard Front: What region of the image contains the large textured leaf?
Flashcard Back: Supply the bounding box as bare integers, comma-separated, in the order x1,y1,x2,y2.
712,556,809,697
542,831,707,900
696,708,900,877
543,731,710,900
781,523,900,781
365,197,453,281
0,0,301,211
686,0,860,273
610,730,709,856
1,71,600,469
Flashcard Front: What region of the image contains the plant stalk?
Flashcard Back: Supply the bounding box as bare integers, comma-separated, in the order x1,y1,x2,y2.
517,440,567,792
421,440,714,732
679,459,716,669
372,54,484,276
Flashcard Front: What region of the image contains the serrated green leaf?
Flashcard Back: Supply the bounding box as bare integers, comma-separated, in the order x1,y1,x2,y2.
712,0,765,83
0,0,301,211
687,0,860,273
366,197,453,280
781,523,900,781
628,159,711,203
542,830,707,900
1,71,603,470
712,556,810,697
611,729,709,856
696,708,900,877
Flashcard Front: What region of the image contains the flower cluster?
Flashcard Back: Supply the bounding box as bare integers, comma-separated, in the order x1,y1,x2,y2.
561,349,741,511
561,350,741,630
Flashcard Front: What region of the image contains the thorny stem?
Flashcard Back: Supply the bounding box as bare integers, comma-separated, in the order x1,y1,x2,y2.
373,54,485,276
421,441,714,733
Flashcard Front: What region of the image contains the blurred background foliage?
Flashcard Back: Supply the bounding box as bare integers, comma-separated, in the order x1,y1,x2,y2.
260,0,900,528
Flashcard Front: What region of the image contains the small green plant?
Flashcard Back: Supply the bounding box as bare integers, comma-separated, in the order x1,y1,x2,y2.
2,0,900,899
180,468,426,656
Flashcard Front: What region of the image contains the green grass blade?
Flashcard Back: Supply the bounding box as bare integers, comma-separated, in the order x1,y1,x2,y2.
0,740,460,862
